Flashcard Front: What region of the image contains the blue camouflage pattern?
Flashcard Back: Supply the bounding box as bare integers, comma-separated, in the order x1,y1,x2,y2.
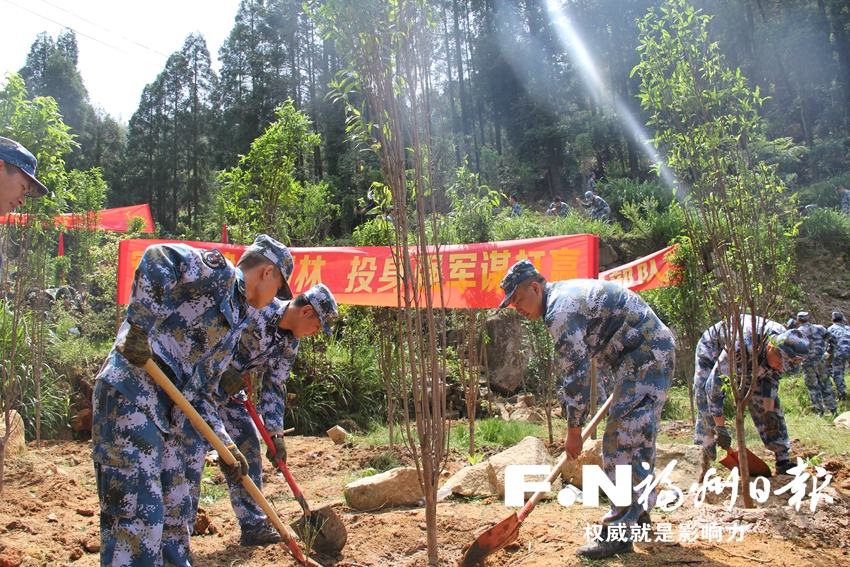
583,195,610,221
185,296,305,531
698,316,792,462
304,283,339,336
842,189,850,215
92,243,244,567
543,279,675,531
0,135,48,196
798,321,837,413
827,321,850,399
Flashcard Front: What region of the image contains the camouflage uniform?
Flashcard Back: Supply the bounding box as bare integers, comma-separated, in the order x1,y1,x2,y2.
92,244,241,567
582,194,610,221
842,190,850,216
185,285,338,533
798,321,838,414
700,317,793,462
543,279,675,530
827,321,850,400
692,321,724,460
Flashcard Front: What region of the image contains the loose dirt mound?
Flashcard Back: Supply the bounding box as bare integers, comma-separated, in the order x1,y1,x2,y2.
1,438,848,566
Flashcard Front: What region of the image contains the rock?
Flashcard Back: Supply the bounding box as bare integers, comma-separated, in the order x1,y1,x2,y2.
83,539,100,553
76,508,95,517
337,419,360,433
654,443,704,490
495,403,510,421
519,394,536,407
485,313,526,394
327,425,349,445
442,461,497,497
0,410,26,456
599,244,620,267
509,408,544,422
487,436,562,498
0,553,22,567
834,411,850,428
559,438,603,488
18,558,38,567
344,467,424,511
69,548,83,560
52,465,69,477
46,513,57,523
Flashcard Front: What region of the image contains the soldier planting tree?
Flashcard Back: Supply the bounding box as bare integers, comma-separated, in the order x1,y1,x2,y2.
499,259,675,560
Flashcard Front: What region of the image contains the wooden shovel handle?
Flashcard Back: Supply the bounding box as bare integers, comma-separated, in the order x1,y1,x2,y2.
142,360,321,567
517,395,613,522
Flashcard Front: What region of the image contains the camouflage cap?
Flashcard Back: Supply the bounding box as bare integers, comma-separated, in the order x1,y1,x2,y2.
832,311,845,322
785,318,797,329
796,311,809,322
770,328,809,373
304,283,338,336
0,137,48,197
499,259,540,308
245,235,294,299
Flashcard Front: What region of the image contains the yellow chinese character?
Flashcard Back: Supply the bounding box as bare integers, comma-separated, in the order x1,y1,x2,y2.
448,253,478,292
550,248,580,281
345,256,378,293
482,250,511,292
292,255,327,290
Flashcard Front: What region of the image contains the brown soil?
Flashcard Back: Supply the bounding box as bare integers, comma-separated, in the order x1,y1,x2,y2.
1,436,849,567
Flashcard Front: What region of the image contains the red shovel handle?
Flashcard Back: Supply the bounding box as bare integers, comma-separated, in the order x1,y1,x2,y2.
233,376,311,512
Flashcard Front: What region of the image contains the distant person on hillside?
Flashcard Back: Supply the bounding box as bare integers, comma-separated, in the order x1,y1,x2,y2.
577,191,610,222
796,311,838,418
837,186,850,216
509,194,522,218
546,196,568,217
0,137,49,273
586,171,597,194
827,311,849,402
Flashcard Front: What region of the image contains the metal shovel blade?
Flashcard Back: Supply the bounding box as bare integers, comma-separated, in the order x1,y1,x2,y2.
718,448,772,478
460,512,520,567
291,505,348,554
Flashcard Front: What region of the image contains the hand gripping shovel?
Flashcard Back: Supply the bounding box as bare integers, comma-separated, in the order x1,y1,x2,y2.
232,376,348,554
142,360,322,567
460,395,613,567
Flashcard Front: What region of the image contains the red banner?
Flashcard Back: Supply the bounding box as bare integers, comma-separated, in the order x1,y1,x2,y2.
117,235,599,308
599,245,675,292
0,204,154,234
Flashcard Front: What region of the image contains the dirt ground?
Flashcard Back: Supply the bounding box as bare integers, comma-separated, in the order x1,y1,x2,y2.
1,432,849,567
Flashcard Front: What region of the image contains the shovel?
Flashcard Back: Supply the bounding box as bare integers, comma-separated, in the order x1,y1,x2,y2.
142,360,322,567
460,395,613,567
232,376,348,554
718,447,772,478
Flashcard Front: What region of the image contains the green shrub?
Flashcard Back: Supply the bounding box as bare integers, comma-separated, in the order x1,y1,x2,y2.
797,208,850,250
601,178,674,216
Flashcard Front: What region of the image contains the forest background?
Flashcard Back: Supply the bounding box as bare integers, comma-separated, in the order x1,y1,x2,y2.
2,0,850,444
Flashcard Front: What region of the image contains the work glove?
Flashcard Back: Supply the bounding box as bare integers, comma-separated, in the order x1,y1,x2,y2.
714,425,732,450
220,368,246,396
763,410,781,436
117,323,151,367
220,444,249,484
266,435,288,466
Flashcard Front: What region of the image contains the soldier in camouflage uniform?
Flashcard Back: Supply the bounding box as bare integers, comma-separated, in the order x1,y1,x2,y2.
499,260,675,560
837,186,850,216
796,311,838,417
697,317,805,476
184,285,338,546
827,311,849,402
577,191,611,222
92,235,292,567
0,137,49,273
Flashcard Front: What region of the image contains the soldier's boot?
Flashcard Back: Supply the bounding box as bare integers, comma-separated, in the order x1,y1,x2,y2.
576,539,634,559
240,522,283,546
775,459,795,476
700,449,712,478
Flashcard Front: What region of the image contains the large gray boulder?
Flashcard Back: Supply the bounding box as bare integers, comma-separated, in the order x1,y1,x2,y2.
344,467,423,511
485,312,526,394
442,461,497,497
509,407,544,422
487,436,562,499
